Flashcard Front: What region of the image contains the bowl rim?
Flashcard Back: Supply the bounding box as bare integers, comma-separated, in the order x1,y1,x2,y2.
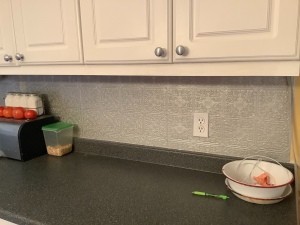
222,160,294,189
225,178,293,200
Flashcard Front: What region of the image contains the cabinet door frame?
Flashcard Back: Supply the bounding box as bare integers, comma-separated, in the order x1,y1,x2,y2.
80,0,172,64
0,0,17,66
173,0,300,62
11,0,83,65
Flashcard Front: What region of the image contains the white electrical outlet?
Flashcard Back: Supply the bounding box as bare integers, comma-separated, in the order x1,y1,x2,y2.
193,113,209,137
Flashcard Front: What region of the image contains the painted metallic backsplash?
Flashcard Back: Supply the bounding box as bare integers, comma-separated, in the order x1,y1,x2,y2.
0,76,291,162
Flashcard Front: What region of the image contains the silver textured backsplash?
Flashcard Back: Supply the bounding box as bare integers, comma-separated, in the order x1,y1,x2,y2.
0,76,291,162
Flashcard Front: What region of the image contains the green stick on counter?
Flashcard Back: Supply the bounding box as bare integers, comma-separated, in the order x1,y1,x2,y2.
192,191,229,200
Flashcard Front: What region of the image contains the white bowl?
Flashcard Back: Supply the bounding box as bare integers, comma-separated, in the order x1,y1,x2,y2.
225,179,292,204
222,159,294,199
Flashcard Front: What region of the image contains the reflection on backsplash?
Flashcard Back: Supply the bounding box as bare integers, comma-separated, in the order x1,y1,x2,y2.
0,75,291,162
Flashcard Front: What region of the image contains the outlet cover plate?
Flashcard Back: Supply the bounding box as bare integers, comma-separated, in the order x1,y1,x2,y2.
193,113,208,137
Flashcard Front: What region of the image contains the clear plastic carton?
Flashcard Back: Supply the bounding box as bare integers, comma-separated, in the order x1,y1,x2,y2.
42,122,74,156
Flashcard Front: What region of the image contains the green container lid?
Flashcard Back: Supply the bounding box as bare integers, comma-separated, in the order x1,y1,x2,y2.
42,122,73,132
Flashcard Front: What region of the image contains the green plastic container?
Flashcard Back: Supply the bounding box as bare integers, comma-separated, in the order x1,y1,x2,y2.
42,122,74,156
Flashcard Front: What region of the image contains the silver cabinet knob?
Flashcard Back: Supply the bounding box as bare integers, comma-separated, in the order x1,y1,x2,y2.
175,45,186,56
15,53,24,61
3,54,13,62
154,47,165,57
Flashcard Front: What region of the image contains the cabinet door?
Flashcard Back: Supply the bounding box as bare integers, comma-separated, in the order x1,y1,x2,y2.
174,0,300,62
11,0,82,65
80,0,171,64
0,0,16,66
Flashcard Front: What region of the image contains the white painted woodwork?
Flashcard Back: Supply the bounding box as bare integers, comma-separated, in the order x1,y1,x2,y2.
0,218,17,225
11,0,82,64
0,61,298,76
0,0,300,76
174,0,300,62
80,0,171,64
0,0,16,66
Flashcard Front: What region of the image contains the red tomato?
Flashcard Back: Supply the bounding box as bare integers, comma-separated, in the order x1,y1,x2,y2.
13,107,25,111
12,107,25,119
3,107,13,118
24,109,37,119
0,106,4,117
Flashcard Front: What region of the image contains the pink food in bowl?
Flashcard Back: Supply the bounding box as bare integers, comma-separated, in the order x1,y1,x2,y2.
254,172,274,187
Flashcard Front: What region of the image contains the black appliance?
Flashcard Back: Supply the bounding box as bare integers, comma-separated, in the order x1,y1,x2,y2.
0,115,57,161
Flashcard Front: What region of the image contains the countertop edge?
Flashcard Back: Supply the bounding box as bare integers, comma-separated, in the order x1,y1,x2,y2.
73,138,295,174
0,208,42,225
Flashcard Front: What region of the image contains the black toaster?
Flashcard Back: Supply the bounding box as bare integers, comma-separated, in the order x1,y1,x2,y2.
0,115,57,161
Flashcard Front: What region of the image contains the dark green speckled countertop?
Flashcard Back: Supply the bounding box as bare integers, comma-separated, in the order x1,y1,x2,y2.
0,139,297,225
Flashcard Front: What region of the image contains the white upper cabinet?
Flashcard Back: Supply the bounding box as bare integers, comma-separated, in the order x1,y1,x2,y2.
174,0,300,62
0,0,17,66
80,0,300,64
80,0,171,64
0,1,300,75
1,0,82,66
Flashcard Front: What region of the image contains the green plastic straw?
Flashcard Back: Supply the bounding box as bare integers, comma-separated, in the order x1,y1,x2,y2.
192,191,229,200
